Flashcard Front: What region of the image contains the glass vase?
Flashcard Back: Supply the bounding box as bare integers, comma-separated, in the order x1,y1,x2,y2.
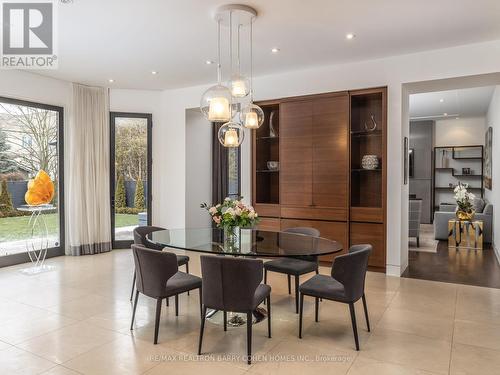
223,226,240,251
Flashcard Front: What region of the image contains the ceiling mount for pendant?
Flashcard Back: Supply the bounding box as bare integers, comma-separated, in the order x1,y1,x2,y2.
213,4,257,26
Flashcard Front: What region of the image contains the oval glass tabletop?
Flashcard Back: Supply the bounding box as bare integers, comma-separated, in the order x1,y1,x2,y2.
147,228,343,257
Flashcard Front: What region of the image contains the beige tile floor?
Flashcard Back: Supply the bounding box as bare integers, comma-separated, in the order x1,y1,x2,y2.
0,249,499,374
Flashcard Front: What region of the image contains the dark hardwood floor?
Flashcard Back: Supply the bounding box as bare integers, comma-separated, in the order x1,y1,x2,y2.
403,241,500,288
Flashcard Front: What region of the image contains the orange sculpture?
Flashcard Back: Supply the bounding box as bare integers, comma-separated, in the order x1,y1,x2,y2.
25,170,55,206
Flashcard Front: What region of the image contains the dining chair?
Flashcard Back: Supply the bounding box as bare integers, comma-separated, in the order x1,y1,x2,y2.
198,255,271,365
129,244,202,344
130,226,190,302
298,244,372,350
263,227,321,313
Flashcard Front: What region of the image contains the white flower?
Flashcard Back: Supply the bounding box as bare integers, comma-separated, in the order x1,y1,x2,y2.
248,211,255,219
234,207,242,216
208,207,217,215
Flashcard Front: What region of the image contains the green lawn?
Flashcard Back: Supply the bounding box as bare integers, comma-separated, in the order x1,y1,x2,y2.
0,213,139,242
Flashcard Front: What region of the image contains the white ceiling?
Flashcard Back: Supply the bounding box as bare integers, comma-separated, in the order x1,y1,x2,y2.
36,0,500,90
409,86,495,120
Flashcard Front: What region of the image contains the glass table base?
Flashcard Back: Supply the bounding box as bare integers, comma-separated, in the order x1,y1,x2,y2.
206,307,267,326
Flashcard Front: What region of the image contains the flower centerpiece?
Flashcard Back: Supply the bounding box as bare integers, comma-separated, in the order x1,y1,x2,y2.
454,182,476,221
201,197,259,248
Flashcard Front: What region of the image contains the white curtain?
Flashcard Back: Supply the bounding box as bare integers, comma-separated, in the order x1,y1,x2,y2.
67,83,111,255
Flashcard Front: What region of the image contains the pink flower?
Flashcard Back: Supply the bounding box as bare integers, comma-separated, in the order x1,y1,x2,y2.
213,216,221,224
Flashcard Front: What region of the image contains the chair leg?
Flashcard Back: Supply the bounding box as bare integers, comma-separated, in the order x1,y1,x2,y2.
315,268,319,275
130,290,139,330
246,311,253,365
362,294,371,332
295,275,299,314
267,295,271,338
263,270,267,305
299,293,304,338
223,311,227,331
315,297,319,322
130,272,136,302
198,306,207,355
166,297,169,307
416,236,420,248
348,302,360,351
154,298,162,344
175,294,179,316
287,274,291,294
186,263,190,295
199,287,203,320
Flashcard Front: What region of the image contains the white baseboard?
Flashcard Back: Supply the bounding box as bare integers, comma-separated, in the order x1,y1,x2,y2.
386,264,403,277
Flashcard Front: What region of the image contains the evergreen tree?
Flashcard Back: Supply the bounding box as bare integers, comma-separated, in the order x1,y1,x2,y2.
134,179,145,210
0,179,13,213
115,175,126,208
0,129,17,174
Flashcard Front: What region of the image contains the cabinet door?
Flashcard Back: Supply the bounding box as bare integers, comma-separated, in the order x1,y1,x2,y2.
280,219,348,263
350,222,386,269
257,217,280,232
280,101,313,207
312,94,349,216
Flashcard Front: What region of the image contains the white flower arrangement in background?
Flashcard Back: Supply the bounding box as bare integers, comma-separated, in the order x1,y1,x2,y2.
454,182,475,213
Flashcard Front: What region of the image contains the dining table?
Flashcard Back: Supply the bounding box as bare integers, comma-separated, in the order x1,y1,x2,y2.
147,227,343,326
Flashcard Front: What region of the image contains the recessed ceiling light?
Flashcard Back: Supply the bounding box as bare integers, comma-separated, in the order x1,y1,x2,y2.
271,47,280,53
346,33,356,40
205,60,214,65
108,79,114,83
456,117,460,120
443,113,448,116
151,71,158,75
439,98,444,103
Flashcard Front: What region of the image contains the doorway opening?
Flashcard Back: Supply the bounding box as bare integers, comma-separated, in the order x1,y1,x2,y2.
402,75,500,288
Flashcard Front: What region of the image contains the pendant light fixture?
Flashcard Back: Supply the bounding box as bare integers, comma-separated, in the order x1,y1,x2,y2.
200,18,231,122
201,4,262,147
229,24,250,98
241,18,264,129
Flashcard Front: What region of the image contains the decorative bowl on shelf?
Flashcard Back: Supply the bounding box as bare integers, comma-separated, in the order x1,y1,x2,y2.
361,155,379,170
267,161,279,171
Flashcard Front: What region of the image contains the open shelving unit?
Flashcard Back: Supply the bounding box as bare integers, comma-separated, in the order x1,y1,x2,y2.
432,145,484,216
252,101,280,217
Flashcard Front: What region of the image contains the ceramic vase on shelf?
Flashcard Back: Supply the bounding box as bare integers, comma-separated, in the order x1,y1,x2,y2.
361,155,379,170
441,150,449,168
269,110,278,138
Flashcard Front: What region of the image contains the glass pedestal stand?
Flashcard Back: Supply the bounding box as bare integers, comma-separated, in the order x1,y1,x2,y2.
206,307,267,327
17,204,56,275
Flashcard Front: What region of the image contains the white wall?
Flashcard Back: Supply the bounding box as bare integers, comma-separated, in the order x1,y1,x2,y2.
157,39,500,276
185,108,212,228
434,117,486,146
485,86,500,260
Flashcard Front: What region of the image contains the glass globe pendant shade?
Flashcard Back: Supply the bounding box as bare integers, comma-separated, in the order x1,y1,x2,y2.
229,74,250,98
200,84,232,122
218,121,245,148
241,103,265,129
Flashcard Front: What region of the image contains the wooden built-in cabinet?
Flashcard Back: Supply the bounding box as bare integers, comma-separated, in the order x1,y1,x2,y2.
253,88,387,271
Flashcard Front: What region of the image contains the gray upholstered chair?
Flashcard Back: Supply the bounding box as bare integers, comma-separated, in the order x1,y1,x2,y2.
130,226,190,301
129,244,202,344
263,227,321,313
198,255,271,365
409,199,422,247
298,244,372,351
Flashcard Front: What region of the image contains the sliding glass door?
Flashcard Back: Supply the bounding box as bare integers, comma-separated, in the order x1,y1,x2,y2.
0,97,64,267
110,112,152,248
